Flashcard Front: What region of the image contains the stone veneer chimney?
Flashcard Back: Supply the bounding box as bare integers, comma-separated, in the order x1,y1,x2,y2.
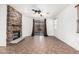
7,5,22,42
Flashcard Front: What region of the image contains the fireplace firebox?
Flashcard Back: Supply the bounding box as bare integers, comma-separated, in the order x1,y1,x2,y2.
13,31,21,40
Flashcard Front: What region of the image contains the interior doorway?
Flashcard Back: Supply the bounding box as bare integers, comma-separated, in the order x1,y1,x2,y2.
32,19,47,36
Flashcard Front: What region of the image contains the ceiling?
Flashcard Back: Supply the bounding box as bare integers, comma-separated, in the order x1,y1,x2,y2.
10,4,70,19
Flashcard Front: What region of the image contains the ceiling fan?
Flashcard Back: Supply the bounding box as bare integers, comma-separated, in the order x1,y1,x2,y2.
32,9,41,14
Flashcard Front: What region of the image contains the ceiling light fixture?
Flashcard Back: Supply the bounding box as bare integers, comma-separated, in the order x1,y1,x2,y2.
32,9,44,17
32,9,41,14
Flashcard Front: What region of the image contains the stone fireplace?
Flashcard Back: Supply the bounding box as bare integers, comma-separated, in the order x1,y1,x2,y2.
7,5,22,42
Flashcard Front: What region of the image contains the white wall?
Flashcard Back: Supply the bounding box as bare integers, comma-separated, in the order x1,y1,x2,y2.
46,18,54,36
55,5,79,51
22,16,33,37
0,5,7,46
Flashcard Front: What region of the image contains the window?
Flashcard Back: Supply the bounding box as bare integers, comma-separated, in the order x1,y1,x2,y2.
76,4,79,33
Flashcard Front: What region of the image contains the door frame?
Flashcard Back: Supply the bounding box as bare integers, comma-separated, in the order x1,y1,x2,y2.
31,18,48,36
